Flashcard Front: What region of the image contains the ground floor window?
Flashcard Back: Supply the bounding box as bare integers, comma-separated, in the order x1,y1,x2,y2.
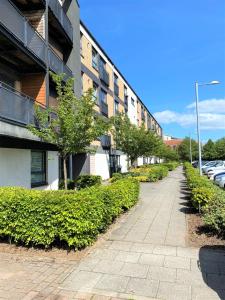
31,151,47,187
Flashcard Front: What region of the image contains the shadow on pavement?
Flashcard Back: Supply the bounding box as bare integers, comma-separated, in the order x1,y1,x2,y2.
198,246,225,300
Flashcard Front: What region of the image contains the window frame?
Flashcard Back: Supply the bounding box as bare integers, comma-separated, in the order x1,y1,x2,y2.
99,88,107,104
93,81,99,104
92,47,99,70
31,150,47,188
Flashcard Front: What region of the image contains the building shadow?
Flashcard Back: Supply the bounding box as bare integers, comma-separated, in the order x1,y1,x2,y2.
198,246,225,300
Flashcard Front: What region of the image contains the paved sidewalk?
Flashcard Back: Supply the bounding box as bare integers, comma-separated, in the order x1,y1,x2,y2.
0,167,225,299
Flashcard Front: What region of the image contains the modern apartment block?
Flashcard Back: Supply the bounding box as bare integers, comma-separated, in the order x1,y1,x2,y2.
0,1,162,188
0,0,81,189
80,22,163,179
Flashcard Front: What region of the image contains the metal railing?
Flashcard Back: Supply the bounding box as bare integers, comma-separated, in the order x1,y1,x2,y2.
48,0,73,42
99,66,110,86
114,83,119,96
49,47,73,80
0,1,46,64
0,82,35,125
100,101,108,117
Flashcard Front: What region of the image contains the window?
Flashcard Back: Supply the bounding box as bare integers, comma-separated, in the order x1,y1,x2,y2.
31,151,47,187
93,82,99,103
92,47,98,70
114,99,119,114
99,89,107,103
114,74,118,84
99,57,106,70
80,32,83,54
131,98,135,106
81,71,84,92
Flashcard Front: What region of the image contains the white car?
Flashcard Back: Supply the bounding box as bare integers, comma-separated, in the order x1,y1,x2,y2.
214,172,225,185
202,161,221,174
208,168,225,180
206,161,225,176
217,175,225,189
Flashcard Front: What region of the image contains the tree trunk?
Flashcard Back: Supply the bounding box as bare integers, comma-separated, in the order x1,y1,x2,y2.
63,156,68,190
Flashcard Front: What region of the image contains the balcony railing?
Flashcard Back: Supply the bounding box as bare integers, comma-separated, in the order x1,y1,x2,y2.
48,0,73,42
0,1,46,64
114,83,119,97
99,66,109,86
0,82,35,125
99,135,111,149
48,48,73,80
100,101,108,117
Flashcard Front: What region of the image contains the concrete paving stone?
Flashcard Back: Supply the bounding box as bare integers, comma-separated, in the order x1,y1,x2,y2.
61,271,103,292
130,242,154,254
153,245,177,256
177,247,200,259
207,273,225,290
94,274,129,293
93,259,124,275
147,266,176,283
164,255,190,270
89,249,119,261
191,286,225,300
115,251,141,263
109,241,133,251
139,253,164,266
91,295,111,300
119,262,149,278
77,258,100,272
72,292,93,300
176,268,207,287
157,281,191,300
126,278,159,298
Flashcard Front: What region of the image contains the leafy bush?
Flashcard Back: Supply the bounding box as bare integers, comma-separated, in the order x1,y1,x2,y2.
184,162,225,235
75,175,101,190
0,178,139,249
133,176,150,182
110,173,124,183
162,162,179,171
59,179,75,190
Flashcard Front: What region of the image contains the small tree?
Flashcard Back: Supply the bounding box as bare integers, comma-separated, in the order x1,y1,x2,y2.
178,137,198,161
28,73,109,189
156,141,179,161
111,114,160,167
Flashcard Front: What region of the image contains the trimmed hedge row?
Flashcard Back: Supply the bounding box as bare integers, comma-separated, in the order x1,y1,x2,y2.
184,162,225,235
0,178,139,249
111,164,172,183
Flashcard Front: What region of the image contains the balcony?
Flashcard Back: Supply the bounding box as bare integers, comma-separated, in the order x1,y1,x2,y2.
100,101,108,117
0,1,46,65
0,82,35,126
99,66,109,86
124,96,128,107
99,135,111,150
114,83,119,97
141,111,145,121
48,0,73,43
48,48,73,80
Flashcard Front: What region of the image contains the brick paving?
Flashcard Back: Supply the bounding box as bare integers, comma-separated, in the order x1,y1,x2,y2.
0,167,225,299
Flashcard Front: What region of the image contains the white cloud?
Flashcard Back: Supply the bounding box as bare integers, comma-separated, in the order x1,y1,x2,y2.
187,98,225,113
154,98,225,130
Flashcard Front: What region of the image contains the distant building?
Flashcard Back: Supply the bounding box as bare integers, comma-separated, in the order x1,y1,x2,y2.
163,135,183,150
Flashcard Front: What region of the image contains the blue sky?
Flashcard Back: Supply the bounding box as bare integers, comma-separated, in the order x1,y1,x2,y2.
79,0,225,141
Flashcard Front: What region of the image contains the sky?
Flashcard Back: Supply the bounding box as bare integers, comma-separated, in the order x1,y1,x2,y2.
79,0,225,141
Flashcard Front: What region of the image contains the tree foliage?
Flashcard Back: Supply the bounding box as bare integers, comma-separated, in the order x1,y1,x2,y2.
111,114,161,165
202,139,217,160
214,137,225,160
178,137,198,161
28,73,109,189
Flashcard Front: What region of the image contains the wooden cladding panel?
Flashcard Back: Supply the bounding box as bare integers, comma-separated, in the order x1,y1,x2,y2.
21,74,46,106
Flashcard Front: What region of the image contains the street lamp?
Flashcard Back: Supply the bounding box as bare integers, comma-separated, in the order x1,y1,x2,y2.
195,80,220,175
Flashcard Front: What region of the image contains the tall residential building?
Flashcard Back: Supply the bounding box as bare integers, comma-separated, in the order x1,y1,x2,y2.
0,0,81,189
0,1,162,188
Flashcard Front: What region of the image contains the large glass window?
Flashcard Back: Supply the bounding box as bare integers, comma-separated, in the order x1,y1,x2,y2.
31,151,47,187
93,82,99,103
92,47,98,70
99,89,107,103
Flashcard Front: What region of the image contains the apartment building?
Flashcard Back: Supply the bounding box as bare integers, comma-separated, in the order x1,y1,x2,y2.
80,22,163,178
0,0,81,189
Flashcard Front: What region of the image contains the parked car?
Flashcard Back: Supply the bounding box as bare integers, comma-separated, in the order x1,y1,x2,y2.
216,174,225,189
203,161,223,174
192,160,209,168
208,168,225,180
214,171,225,185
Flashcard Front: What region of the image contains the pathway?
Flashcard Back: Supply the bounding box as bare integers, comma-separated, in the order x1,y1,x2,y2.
0,167,225,300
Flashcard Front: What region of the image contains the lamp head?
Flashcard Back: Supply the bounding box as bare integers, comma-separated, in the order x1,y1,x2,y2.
210,80,220,85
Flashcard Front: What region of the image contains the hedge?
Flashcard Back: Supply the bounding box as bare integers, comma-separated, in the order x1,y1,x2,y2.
0,178,139,249
111,165,169,183
59,175,102,190
184,162,225,235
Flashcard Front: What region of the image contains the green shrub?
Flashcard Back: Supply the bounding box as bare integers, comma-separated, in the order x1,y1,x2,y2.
132,176,150,182
0,178,139,249
59,179,75,190
75,175,101,190
162,162,179,171
191,186,216,209
110,173,124,183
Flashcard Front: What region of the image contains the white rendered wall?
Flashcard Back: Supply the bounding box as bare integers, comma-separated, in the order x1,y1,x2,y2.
0,148,31,188
94,152,110,180
0,148,59,190
120,154,128,173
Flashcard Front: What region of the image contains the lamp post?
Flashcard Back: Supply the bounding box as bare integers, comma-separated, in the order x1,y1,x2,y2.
195,80,220,175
